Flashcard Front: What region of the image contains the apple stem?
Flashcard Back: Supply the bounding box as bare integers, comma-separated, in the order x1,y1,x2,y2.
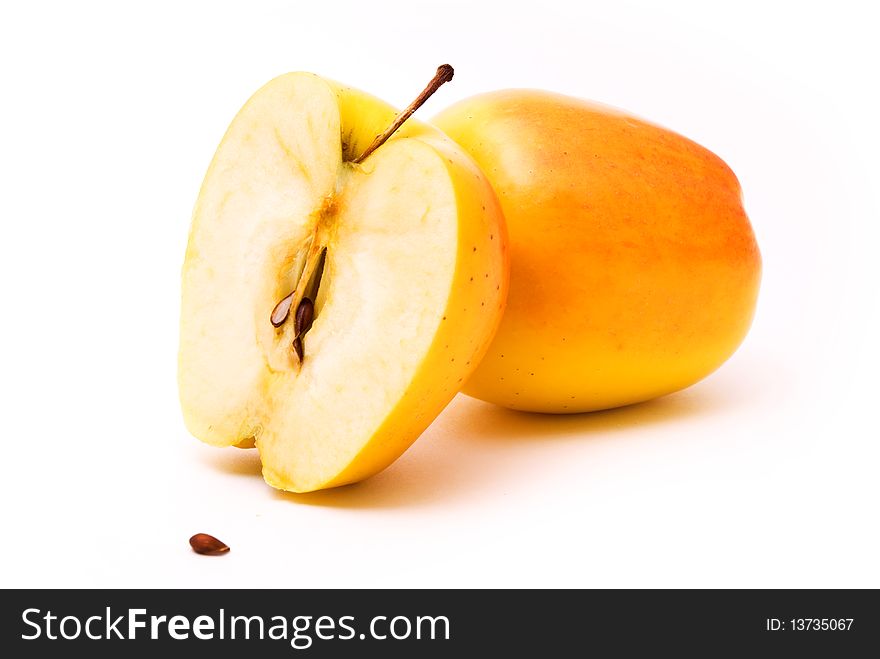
352,64,454,164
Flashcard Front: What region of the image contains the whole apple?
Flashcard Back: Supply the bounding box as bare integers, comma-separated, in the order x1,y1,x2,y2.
434,91,761,413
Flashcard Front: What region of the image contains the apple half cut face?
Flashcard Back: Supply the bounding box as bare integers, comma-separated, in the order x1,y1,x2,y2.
179,73,508,492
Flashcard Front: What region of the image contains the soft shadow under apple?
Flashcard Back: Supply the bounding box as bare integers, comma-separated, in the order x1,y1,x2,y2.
202,382,737,510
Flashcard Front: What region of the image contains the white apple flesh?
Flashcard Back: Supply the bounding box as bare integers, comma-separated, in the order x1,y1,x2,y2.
179,72,508,492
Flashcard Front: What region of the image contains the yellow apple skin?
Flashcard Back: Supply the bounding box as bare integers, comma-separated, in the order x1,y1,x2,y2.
434,90,761,413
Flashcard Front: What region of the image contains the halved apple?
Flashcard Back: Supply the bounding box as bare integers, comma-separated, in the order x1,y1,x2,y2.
179,69,508,493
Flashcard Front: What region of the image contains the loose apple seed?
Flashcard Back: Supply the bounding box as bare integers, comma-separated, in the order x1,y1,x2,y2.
189,533,229,556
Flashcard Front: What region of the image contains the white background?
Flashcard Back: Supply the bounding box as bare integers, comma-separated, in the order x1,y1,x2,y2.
1,0,878,588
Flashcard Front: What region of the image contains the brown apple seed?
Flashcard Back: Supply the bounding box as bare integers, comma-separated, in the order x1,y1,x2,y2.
189,533,230,556
270,293,294,327
294,297,314,337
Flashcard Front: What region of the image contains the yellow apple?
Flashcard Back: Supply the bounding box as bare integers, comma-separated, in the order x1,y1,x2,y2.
179,68,508,492
434,91,761,413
